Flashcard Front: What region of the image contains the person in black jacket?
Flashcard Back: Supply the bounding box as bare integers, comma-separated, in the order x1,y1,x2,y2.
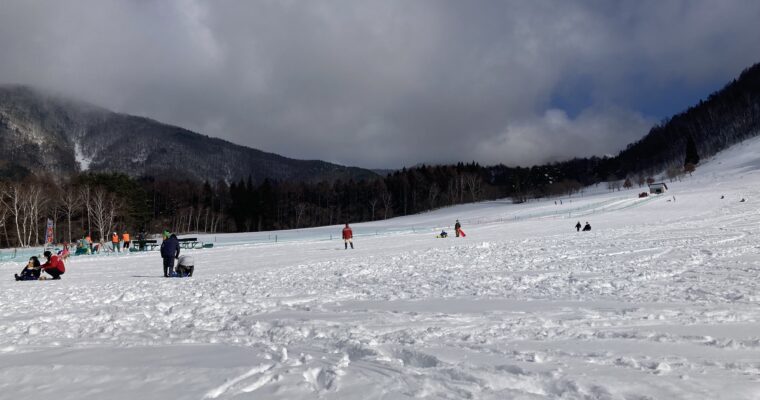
15,256,41,281
160,233,180,277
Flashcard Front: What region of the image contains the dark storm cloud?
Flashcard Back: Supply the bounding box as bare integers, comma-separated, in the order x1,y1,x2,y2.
1,0,759,168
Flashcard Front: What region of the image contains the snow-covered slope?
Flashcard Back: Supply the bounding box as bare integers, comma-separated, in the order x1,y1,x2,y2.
2,139,760,399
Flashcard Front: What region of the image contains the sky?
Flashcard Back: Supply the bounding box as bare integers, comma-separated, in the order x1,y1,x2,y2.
1,0,759,169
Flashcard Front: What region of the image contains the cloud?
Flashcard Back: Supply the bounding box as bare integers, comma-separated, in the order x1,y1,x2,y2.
1,0,759,169
476,107,655,166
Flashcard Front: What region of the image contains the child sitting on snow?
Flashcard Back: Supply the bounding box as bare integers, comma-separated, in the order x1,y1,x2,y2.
438,230,448,238
15,256,41,281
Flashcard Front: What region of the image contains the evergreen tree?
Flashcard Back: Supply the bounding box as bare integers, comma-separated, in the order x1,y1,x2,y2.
684,135,700,166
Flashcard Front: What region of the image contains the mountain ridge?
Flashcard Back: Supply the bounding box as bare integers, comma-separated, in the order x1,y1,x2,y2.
0,85,377,183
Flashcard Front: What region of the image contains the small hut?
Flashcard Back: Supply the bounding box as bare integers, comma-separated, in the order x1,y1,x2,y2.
649,182,668,194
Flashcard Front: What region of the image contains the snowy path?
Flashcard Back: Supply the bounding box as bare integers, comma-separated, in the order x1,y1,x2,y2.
3,144,760,398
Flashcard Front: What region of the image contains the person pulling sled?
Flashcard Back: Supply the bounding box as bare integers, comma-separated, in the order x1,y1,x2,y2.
454,220,466,237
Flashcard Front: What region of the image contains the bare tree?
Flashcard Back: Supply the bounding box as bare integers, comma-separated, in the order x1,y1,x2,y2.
23,185,46,246
0,183,34,247
381,191,393,220
294,202,308,228
60,185,80,244
91,188,122,242
463,174,483,202
0,182,47,247
0,204,8,247
80,185,92,237
428,183,440,209
447,180,458,205
368,198,378,220
186,207,193,233
623,178,633,189
666,165,683,182
0,183,25,247
636,175,646,188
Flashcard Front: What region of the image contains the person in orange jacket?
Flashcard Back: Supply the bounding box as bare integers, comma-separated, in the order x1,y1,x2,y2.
111,232,120,252
342,223,354,249
122,231,131,251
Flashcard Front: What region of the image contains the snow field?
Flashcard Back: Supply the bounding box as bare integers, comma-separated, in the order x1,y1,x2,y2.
2,140,760,399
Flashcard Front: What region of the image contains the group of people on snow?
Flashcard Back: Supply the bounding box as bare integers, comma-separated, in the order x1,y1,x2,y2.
110,231,132,252
438,220,466,238
14,251,66,281
575,221,592,232
73,231,138,255
13,228,195,281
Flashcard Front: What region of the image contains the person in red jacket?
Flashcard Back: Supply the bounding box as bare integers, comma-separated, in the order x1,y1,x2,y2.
342,223,354,249
41,250,65,280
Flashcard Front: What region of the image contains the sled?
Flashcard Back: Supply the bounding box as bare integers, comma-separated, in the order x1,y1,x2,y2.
457,229,467,237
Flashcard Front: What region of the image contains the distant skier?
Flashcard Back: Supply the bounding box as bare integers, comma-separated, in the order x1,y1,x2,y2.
40,250,65,280
342,223,354,249
575,221,581,232
175,255,194,277
582,222,591,231
14,256,41,281
160,233,180,277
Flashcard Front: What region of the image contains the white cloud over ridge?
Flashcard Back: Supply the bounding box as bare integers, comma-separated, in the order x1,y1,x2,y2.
0,0,758,168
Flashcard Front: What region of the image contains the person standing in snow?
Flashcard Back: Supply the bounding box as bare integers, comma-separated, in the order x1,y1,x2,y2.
40,250,65,280
455,220,462,237
122,231,131,251
575,221,582,232
111,232,120,252
160,233,180,277
342,223,354,249
137,231,146,251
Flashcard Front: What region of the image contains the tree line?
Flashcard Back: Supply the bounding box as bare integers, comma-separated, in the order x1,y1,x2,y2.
0,158,673,248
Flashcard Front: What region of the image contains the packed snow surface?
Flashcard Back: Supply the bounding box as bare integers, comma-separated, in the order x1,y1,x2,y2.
3,138,760,399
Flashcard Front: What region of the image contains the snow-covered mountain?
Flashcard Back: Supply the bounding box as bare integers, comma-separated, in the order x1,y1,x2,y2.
0,85,377,183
